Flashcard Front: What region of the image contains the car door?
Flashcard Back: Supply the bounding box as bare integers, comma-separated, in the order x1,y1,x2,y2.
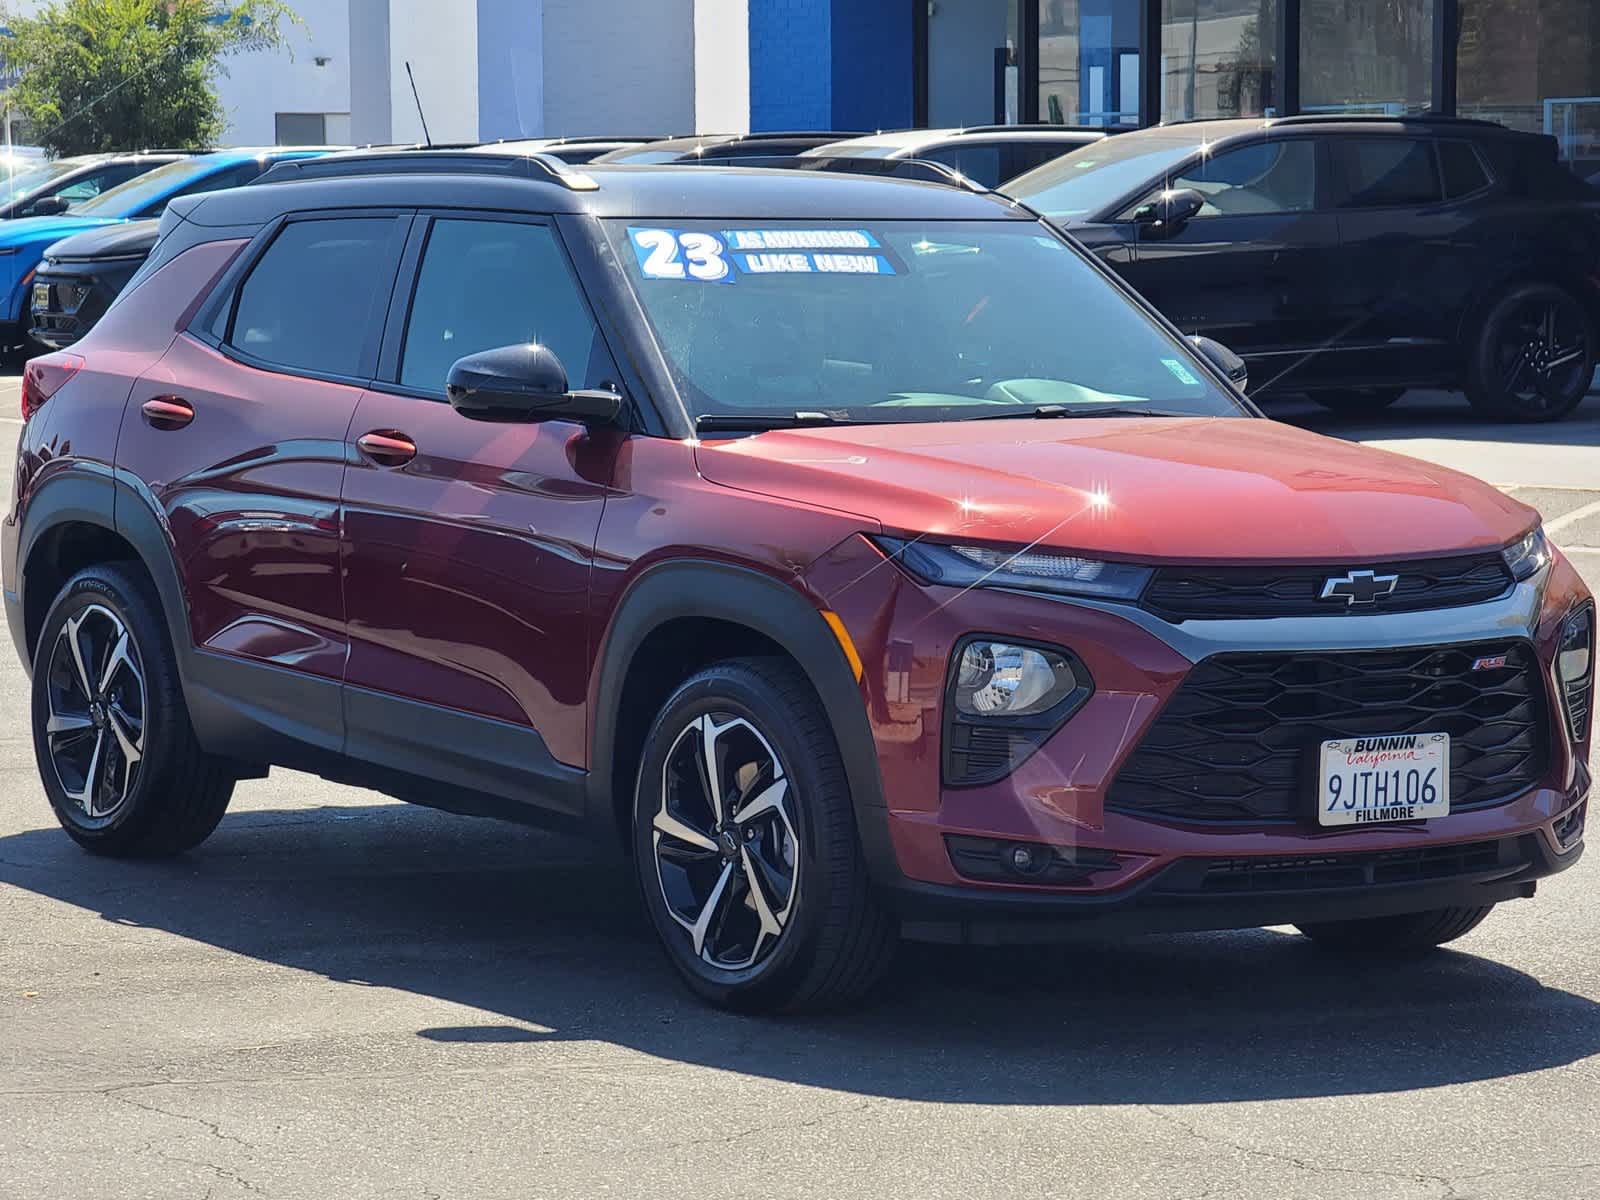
117,212,410,754
339,212,623,818
1113,136,1340,386
1325,136,1485,384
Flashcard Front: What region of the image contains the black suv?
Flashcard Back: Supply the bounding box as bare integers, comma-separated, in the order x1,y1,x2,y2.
1009,116,1600,420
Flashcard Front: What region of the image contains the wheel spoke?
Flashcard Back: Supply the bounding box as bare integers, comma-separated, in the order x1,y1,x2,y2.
60,615,95,702
107,706,142,769
45,711,94,736
735,777,788,827
1546,345,1586,371
653,808,717,853
71,729,107,817
97,629,137,697
1499,347,1531,391
740,848,784,941
689,861,736,960
698,715,727,823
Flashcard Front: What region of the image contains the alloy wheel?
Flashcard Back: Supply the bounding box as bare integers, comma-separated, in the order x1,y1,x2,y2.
651,713,799,972
44,603,146,822
1493,296,1591,414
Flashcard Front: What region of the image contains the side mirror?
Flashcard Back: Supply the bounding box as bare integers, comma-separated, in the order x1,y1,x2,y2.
1132,187,1204,234
28,196,70,217
445,343,621,425
1190,335,1249,393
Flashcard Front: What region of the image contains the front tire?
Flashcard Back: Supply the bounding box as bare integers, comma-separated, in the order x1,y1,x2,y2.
1295,904,1495,952
1466,282,1595,421
632,657,895,1013
32,564,234,857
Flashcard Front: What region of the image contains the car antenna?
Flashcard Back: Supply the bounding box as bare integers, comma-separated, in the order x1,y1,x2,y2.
405,61,433,147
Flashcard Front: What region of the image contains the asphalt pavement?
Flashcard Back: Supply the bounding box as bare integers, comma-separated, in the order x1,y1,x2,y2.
3,380,1599,1200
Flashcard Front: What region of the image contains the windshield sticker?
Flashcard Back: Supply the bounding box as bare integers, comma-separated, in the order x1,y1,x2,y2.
630,227,896,280
1161,357,1202,387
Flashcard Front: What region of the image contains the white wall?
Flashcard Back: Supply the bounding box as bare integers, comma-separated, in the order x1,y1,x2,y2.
541,0,695,136
217,0,352,145
694,0,749,134
927,0,1011,127
386,0,480,143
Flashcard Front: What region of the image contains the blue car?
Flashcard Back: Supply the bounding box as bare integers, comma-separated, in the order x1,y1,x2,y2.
0,148,330,343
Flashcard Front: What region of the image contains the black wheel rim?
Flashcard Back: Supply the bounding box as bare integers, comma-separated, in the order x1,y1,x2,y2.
651,713,798,972
45,603,146,823
1493,296,1591,413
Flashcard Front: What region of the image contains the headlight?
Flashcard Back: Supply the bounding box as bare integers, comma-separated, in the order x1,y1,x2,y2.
954,641,1078,716
1504,527,1551,581
1558,604,1594,743
875,536,1152,602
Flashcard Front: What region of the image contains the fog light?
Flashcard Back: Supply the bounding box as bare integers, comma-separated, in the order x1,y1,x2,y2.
954,641,1077,717
1557,605,1594,743
1008,843,1044,874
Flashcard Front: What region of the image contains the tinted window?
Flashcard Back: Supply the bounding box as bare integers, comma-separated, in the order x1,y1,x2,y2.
1438,141,1491,198
1003,140,1083,180
1162,139,1317,216
400,219,605,393
919,143,1005,188
139,162,267,217
1335,139,1442,207
229,217,396,377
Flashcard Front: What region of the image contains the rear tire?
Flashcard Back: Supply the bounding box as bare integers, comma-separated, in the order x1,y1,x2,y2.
632,657,896,1013
1295,904,1495,952
1465,282,1595,422
1310,388,1405,415
32,564,234,857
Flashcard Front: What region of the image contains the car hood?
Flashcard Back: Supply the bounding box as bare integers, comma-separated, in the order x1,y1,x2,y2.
0,214,122,250
694,417,1536,563
43,218,158,262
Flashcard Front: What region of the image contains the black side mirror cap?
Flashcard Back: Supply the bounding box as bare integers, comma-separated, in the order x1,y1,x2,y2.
1189,335,1249,393
28,196,70,217
1133,187,1205,233
445,343,621,425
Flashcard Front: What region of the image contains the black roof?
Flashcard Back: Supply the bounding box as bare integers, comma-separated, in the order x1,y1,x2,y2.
182,160,1023,225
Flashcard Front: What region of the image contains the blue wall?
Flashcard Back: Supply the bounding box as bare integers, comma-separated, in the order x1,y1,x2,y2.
749,0,912,132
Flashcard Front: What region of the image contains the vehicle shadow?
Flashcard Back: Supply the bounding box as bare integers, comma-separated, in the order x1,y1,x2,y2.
1266,388,1600,446
4,800,1598,1107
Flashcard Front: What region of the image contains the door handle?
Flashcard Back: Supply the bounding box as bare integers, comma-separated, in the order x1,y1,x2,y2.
141,395,194,431
356,430,417,467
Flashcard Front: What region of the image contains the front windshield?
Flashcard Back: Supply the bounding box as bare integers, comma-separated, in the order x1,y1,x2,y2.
607,219,1245,423
73,156,212,216
1006,136,1204,219
0,160,77,204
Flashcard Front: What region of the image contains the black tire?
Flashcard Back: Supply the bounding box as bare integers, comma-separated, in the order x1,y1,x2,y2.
632,657,896,1013
32,563,234,857
1310,388,1405,415
1466,282,1596,422
1295,904,1495,952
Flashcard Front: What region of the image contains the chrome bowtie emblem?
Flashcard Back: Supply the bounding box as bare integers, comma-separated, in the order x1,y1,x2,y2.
1320,569,1400,606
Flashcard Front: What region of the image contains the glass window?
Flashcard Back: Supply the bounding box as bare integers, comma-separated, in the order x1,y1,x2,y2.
1458,0,1600,182
1439,141,1491,198
605,219,1247,422
400,219,604,394
229,218,396,377
1301,0,1433,114
1161,0,1278,121
1039,0,1142,128
1333,138,1442,207
920,142,1005,188
275,112,327,145
1155,138,1317,215
1007,133,1206,219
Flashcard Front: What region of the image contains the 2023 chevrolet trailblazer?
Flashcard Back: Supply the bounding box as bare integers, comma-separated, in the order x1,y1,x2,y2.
3,152,1591,1011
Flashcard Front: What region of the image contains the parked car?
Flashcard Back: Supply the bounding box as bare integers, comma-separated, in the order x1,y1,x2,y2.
801,126,1107,189
0,148,331,347
479,136,665,164
8,154,1589,1013
29,219,159,350
0,152,186,220
592,132,865,164
1007,115,1600,420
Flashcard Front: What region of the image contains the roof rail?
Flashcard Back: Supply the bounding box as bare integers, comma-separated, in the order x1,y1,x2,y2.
1269,113,1508,128
735,130,867,141
956,123,1116,135
255,149,600,190
485,134,666,146
695,153,988,192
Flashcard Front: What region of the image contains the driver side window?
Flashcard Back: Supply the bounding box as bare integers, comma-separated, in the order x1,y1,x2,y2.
1135,140,1318,217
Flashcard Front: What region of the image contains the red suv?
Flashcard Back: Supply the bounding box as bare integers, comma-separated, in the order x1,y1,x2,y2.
4,153,1591,1012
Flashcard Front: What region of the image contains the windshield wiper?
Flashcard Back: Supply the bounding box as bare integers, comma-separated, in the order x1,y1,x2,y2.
695,411,848,433
961,404,1191,421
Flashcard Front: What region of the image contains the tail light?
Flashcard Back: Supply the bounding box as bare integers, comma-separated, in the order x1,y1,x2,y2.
21,352,84,421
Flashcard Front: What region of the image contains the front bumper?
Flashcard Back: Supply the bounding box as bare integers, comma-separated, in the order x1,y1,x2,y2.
805,536,1593,938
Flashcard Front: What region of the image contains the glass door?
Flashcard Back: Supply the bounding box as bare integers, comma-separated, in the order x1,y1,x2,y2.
926,0,1022,126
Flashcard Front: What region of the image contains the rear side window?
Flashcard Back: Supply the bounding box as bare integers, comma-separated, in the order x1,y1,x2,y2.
1004,140,1082,179
228,217,396,377
1438,142,1491,198
1334,139,1442,208
399,218,607,393
919,142,1005,188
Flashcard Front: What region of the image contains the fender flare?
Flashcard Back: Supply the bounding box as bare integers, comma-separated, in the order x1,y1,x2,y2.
586,559,896,875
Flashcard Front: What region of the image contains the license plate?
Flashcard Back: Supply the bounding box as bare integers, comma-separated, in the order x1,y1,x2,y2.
31,281,49,312
1318,733,1449,826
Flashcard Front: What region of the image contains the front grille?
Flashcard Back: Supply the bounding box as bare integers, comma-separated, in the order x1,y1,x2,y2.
1157,839,1516,895
1141,553,1512,622
1108,641,1550,824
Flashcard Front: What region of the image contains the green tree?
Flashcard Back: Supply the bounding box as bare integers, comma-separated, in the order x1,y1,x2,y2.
0,0,298,156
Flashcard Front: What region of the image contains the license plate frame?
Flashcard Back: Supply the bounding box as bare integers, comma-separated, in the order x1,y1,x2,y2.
1317,732,1450,827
